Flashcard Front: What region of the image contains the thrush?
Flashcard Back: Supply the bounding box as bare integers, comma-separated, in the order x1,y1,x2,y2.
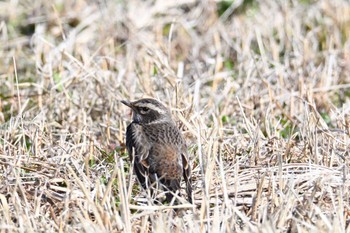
121,98,192,204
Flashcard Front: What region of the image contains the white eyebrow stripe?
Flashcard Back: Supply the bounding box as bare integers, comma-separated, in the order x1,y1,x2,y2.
135,103,167,114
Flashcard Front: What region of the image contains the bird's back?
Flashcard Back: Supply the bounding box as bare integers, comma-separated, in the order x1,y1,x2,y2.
145,122,185,178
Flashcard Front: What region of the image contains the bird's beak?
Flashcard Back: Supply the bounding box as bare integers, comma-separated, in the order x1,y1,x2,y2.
121,100,135,110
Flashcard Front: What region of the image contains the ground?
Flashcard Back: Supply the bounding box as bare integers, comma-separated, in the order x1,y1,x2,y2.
1,0,350,232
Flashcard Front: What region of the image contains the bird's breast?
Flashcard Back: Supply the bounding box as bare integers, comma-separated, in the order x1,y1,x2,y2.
148,143,183,179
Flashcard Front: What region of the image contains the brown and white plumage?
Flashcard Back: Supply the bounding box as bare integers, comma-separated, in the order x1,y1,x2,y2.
121,98,192,203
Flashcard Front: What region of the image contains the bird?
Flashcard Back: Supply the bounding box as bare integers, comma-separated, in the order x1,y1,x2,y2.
121,98,192,204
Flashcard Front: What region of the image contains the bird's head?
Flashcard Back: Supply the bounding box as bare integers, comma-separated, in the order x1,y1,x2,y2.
121,98,172,124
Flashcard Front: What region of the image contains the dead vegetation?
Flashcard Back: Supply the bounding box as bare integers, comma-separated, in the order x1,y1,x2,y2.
1,0,350,232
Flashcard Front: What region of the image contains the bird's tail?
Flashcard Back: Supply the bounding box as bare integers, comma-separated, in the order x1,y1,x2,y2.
164,179,181,203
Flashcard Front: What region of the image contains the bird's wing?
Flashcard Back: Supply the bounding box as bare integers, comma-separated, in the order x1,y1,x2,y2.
126,123,151,189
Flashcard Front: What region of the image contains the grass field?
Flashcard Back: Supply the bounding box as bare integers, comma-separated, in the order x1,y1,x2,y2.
1,0,350,232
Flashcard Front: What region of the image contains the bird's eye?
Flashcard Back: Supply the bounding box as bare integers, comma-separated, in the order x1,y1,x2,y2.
139,107,150,114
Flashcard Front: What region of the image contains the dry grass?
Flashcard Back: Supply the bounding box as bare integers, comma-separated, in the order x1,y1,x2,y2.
1,0,350,232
